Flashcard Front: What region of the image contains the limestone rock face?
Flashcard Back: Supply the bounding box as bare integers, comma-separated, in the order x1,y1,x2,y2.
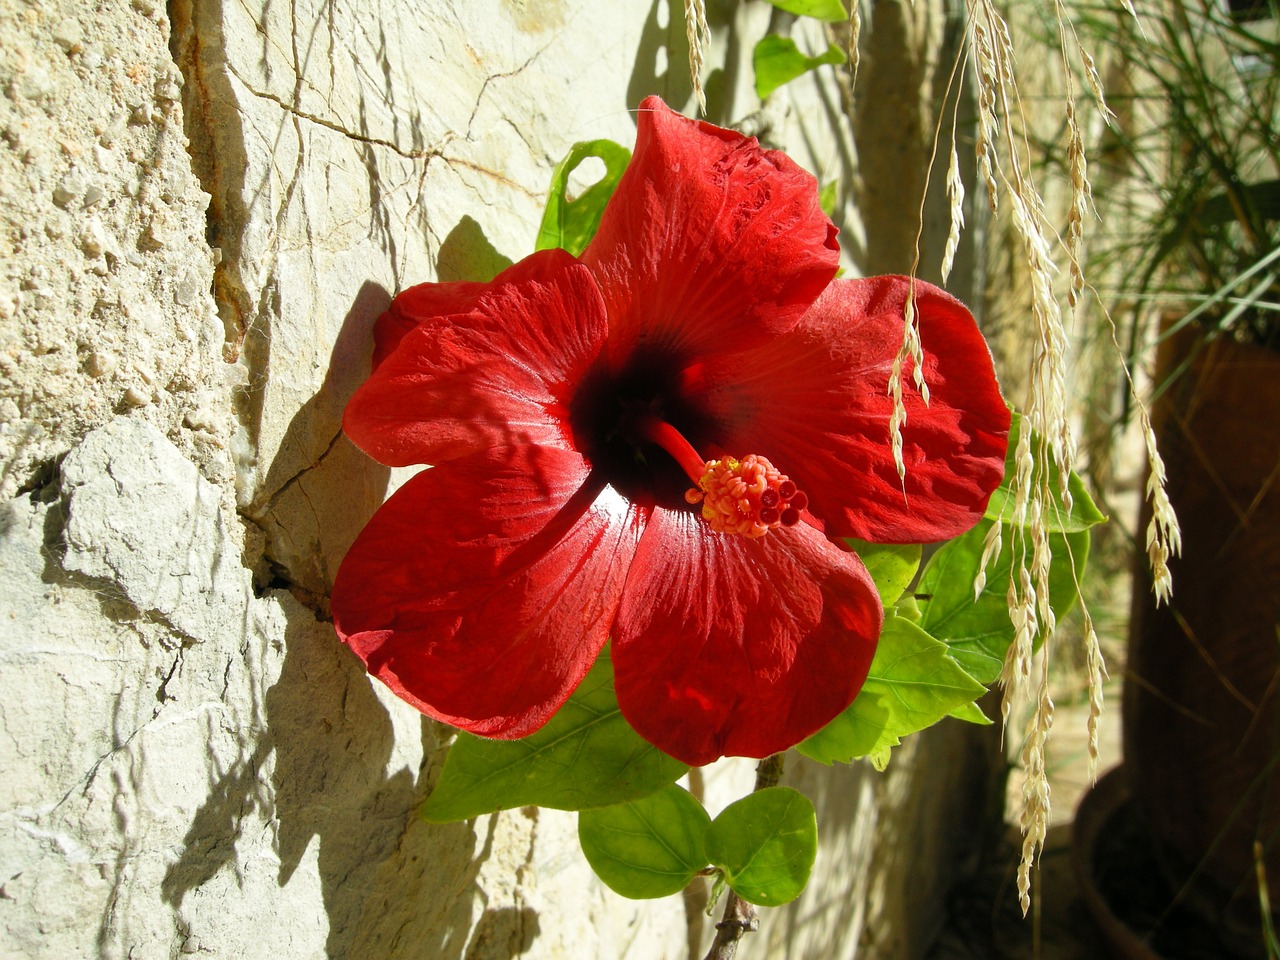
169,0,677,600
1,0,987,957
60,417,252,642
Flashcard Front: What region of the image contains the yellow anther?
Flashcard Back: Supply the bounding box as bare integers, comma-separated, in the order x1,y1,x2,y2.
684,453,808,538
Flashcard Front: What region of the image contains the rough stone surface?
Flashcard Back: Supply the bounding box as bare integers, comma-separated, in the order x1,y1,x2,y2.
60,417,251,642
1,0,997,957
0,0,231,502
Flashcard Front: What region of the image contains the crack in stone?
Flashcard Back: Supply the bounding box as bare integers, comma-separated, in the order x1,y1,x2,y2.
499,115,554,169
246,424,344,520
156,646,187,705
228,67,545,200
462,48,549,142
229,64,455,163
48,649,182,818
441,157,543,200
169,0,254,361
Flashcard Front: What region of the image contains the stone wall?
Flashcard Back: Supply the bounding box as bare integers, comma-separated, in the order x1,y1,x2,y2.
0,1,996,957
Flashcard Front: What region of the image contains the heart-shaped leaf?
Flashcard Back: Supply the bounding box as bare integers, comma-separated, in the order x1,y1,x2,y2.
578,783,712,899
422,648,686,822
846,539,922,606
753,36,846,99
984,413,1107,533
707,787,817,906
917,520,1090,683
762,0,848,22
535,139,631,256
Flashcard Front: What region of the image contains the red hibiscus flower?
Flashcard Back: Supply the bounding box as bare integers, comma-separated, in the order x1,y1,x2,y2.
331,97,1010,767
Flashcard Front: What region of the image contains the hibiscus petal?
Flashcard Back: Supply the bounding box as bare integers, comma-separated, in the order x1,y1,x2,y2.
582,96,839,369
701,275,1011,543
612,508,882,766
345,248,608,467
331,445,645,738
370,279,489,370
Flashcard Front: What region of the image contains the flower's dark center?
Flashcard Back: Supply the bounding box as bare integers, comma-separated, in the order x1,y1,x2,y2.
633,414,807,539
568,349,805,535
569,349,707,508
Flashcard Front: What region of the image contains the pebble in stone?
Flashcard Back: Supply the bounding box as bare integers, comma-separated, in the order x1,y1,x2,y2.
53,173,85,207
183,404,218,433
52,19,84,53
80,219,107,257
84,350,117,379
13,66,55,101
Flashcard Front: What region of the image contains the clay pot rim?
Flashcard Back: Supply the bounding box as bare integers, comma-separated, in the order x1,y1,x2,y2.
1071,765,1163,960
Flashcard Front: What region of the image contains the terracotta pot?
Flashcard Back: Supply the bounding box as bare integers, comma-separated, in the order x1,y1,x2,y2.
1124,331,1280,957
1073,768,1162,960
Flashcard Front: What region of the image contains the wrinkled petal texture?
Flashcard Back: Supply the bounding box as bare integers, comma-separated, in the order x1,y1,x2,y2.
344,249,608,467
582,96,839,369
699,275,1011,543
370,278,490,370
613,508,883,766
332,445,645,738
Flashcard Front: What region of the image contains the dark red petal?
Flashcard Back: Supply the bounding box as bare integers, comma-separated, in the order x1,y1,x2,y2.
371,280,489,370
612,508,882,766
702,275,1011,543
581,96,839,369
331,445,645,738
344,248,608,467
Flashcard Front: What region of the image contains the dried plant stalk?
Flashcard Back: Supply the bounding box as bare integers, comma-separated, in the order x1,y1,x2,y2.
1017,656,1054,915
1140,405,1181,604
900,0,1177,915
848,0,862,94
888,288,930,484
1082,610,1106,779
684,0,710,115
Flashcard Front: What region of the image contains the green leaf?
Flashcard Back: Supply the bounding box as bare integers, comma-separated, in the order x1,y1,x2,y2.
535,139,631,256
818,180,838,218
893,595,923,623
984,413,1107,533
422,648,687,822
578,783,712,899
917,520,1090,684
707,787,817,906
762,0,848,22
949,699,993,725
868,745,892,771
797,615,987,765
753,35,846,100
846,539,921,606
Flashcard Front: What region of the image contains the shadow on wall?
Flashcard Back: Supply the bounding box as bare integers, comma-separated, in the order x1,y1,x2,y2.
628,0,696,122
436,216,514,283
157,591,529,960
627,0,750,126
248,280,394,597
159,261,539,958
171,0,437,555
250,213,521,599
